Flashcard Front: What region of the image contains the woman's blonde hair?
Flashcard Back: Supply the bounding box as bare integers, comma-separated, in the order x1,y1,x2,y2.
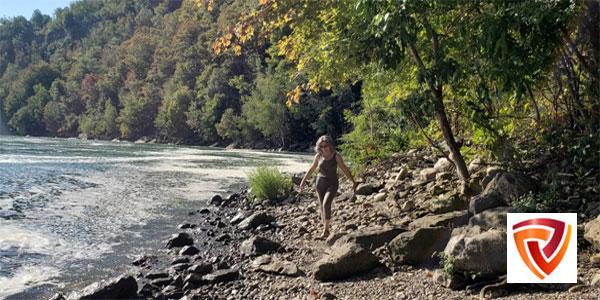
315,135,336,154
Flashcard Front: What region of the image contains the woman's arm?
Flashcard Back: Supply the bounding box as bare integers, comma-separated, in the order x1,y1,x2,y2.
336,154,357,193
299,154,319,191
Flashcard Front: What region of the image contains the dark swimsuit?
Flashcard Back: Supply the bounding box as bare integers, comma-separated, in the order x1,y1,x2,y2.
316,153,338,220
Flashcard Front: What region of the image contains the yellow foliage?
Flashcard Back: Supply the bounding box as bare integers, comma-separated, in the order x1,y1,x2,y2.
233,45,242,56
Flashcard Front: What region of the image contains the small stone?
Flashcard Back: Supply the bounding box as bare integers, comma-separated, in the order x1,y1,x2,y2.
590,253,600,264
401,201,415,212
48,293,65,300
216,234,231,242
591,272,600,286
178,223,197,229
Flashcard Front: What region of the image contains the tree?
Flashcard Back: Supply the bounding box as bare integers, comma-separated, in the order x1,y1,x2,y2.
155,85,193,141
202,0,580,182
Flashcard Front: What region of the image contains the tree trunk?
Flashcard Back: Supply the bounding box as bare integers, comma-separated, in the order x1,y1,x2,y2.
407,39,470,182
432,89,470,182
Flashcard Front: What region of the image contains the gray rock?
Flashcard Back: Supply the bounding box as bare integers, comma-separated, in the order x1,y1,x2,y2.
469,191,506,215
256,257,302,277
326,232,346,246
584,215,600,251
160,285,183,299
467,157,485,173
178,223,196,229
592,271,600,287
401,201,415,212
183,273,205,285
49,294,66,300
432,269,466,290
203,269,239,283
230,210,253,225
355,183,376,195
251,255,272,267
429,192,467,214
238,212,276,230
145,272,169,280
436,172,453,181
468,206,520,231
443,226,507,278
420,168,437,181
150,277,172,287
409,210,470,230
240,236,282,255
170,263,190,272
389,227,451,265
206,195,223,205
312,242,380,281
374,192,387,202
434,157,455,173
208,194,222,206
67,275,138,300
188,263,213,275
179,246,200,256
394,167,409,183
171,257,190,265
166,233,193,249
333,226,404,251
470,171,535,214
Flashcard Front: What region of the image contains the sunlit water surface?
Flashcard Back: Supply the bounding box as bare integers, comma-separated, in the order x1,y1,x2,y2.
0,136,312,299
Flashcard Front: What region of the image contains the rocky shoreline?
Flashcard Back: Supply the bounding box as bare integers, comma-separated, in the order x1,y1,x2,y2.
52,149,599,300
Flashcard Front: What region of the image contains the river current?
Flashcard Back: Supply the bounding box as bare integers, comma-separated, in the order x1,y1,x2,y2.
0,136,312,299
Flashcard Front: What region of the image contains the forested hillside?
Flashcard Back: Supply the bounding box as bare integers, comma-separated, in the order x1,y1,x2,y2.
0,0,360,150
0,0,598,171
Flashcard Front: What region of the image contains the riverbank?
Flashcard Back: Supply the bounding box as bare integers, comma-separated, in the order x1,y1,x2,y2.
55,149,599,300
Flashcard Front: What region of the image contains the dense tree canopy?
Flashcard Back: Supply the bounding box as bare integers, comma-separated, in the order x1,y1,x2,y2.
0,0,359,150
0,0,597,177
203,0,598,180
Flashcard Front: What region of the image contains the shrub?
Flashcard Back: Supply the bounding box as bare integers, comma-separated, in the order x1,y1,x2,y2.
246,165,291,205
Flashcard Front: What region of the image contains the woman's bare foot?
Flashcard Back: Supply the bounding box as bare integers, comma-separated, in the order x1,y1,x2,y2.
320,230,330,239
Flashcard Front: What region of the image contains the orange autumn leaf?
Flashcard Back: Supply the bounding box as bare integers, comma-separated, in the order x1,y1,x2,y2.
233,45,242,56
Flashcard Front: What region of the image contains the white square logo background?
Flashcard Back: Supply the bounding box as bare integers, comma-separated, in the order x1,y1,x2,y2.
507,213,577,283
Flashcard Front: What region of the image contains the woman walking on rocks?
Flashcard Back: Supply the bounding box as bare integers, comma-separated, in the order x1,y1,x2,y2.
299,135,357,239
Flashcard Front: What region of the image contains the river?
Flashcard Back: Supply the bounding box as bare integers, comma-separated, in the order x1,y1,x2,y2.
0,136,312,299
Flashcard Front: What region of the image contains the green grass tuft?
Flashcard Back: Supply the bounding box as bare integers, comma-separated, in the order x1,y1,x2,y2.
246,165,291,205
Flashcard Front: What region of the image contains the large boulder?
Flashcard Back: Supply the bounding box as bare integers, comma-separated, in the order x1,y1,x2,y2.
333,226,404,251
443,226,507,278
420,168,437,181
240,236,283,256
429,192,467,214
355,183,377,196
468,206,520,231
255,256,302,277
238,212,275,230
469,171,535,214
409,210,471,230
434,157,455,173
388,227,451,265
312,243,380,281
584,215,600,251
166,233,193,249
67,276,138,300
